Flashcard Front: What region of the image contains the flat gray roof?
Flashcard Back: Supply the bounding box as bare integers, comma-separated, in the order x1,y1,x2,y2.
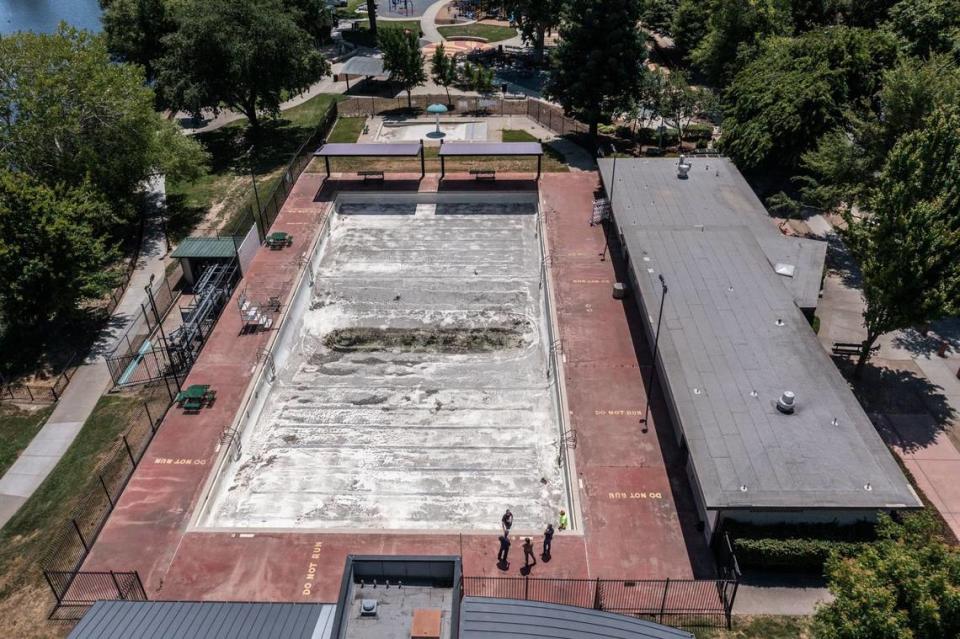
315,142,422,157
340,55,387,78
68,601,336,639
438,142,543,156
599,158,919,512
461,598,693,639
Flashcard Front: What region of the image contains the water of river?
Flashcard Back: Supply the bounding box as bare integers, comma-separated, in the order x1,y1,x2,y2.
0,0,102,35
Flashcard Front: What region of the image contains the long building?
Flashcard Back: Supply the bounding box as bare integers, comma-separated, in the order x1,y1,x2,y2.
599,157,920,538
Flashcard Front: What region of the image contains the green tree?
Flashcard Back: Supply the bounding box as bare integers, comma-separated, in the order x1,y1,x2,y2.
800,54,960,209
721,27,898,170
813,511,960,639
888,0,960,58
842,106,960,375
659,71,711,144
0,26,206,236
430,44,458,103
691,0,793,85
546,0,646,136
671,0,709,57
379,27,426,108
639,0,680,34
504,0,565,61
157,0,329,132
100,0,178,80
0,172,117,333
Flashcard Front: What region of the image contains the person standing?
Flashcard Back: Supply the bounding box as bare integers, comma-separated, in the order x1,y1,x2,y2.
501,509,513,536
523,537,537,569
542,523,554,560
497,535,511,567
558,509,568,530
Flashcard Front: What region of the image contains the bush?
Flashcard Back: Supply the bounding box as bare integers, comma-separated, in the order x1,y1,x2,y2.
683,123,713,141
733,537,867,571
725,520,876,572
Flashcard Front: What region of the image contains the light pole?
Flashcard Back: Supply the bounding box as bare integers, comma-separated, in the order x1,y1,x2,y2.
640,274,668,432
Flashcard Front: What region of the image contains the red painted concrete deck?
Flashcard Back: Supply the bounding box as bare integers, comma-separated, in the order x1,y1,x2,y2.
81,171,713,604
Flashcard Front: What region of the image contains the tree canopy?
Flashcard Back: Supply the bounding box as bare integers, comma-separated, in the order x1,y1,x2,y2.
504,0,565,60
720,26,898,170
842,106,960,373
156,0,329,131
0,26,206,235
814,511,960,639
0,171,116,332
546,0,647,135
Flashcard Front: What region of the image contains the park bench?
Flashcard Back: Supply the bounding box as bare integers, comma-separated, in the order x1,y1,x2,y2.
358,170,384,182
832,342,879,357
176,384,216,411
470,169,496,181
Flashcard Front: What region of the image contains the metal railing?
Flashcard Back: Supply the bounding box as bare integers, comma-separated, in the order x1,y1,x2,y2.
0,352,79,404
44,571,147,620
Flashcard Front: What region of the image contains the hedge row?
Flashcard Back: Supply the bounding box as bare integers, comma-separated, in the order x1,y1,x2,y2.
732,537,868,572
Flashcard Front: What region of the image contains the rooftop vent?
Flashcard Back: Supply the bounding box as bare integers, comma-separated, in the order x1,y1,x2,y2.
360,599,378,617
776,391,796,414
677,156,691,179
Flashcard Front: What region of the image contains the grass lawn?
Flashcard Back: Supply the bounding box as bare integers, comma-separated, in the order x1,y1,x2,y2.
166,93,342,240
327,117,367,143
0,405,54,478
694,616,810,638
0,386,169,639
438,23,518,43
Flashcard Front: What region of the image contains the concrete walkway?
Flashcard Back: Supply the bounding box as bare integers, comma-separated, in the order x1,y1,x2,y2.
419,0,448,43
814,215,960,539
0,177,171,529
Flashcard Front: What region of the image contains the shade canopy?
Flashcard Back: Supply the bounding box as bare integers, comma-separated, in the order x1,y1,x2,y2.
427,103,449,114
314,142,423,157
438,142,543,156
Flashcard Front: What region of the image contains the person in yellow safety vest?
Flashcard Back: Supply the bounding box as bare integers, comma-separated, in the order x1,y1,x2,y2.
558,509,568,530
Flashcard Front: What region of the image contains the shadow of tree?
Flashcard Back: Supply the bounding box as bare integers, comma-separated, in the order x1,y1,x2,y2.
824,234,863,289
892,320,960,356
838,359,956,452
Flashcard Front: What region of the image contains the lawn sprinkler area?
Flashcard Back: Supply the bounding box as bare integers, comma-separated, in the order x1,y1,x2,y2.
375,120,488,142
198,193,570,531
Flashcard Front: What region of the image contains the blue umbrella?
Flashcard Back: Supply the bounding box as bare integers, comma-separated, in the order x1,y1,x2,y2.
427,103,448,137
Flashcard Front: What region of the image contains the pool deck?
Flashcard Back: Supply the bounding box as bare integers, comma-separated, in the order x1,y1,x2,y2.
78,171,713,604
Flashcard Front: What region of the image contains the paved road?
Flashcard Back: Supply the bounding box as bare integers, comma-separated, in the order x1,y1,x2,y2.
0,177,171,529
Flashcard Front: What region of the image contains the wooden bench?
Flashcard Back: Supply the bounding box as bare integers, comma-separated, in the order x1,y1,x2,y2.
411,608,442,639
469,169,496,181
358,170,384,182
832,342,879,357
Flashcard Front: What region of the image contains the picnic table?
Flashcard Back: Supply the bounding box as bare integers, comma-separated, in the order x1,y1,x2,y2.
266,231,293,249
176,384,216,411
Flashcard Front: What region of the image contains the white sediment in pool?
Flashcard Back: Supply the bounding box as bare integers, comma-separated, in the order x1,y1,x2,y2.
200,198,567,530
376,121,488,142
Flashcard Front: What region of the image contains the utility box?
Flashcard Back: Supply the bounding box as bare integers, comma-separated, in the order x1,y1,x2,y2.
612,282,628,299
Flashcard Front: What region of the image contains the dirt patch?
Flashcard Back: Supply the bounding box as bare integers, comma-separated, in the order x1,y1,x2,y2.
323,325,529,353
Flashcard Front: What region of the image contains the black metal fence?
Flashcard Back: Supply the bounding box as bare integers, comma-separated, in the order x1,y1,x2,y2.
244,100,339,242
463,575,737,629
41,388,173,619
44,571,147,620
0,352,79,405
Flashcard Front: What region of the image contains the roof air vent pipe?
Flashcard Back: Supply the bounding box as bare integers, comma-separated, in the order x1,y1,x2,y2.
776,391,796,414
677,155,691,179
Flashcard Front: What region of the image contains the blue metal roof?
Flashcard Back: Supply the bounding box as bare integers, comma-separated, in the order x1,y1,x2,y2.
67,601,336,639
460,598,694,639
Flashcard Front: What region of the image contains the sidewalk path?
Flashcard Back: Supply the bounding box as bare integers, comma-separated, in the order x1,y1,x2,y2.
0,176,171,529
814,216,960,539
419,0,448,43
